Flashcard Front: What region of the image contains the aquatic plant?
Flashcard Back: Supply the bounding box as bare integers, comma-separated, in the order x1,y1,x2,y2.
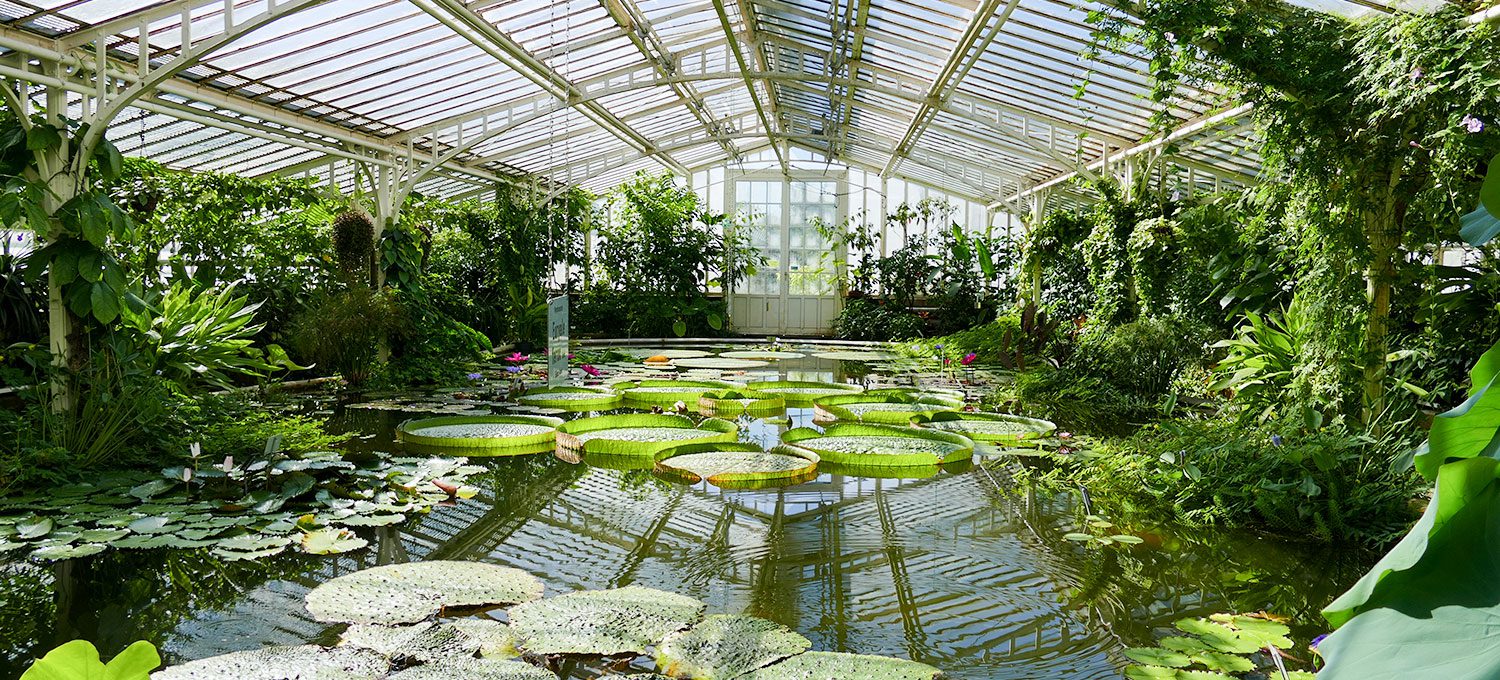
513,386,622,410
555,413,738,456
614,379,744,405
305,561,544,625
1121,613,1313,680
911,411,1056,442
397,415,563,452
655,443,819,489
695,389,786,416
19,640,159,680
743,380,863,407
782,422,973,466
812,392,962,424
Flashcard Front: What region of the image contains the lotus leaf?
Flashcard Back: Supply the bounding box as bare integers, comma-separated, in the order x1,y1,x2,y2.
384,658,557,679
910,412,1055,442
655,614,811,680
150,645,388,680
305,561,545,624
340,622,479,662
556,414,739,456
745,651,942,679
783,423,974,467
812,393,962,424
656,443,819,488
508,585,706,655
515,386,622,410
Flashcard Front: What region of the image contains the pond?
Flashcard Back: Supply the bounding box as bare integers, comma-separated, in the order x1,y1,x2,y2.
0,345,1374,679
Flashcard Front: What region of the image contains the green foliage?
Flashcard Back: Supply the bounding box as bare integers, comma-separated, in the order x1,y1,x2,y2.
832,297,925,341
0,250,43,344
379,223,426,294
382,293,491,386
164,392,345,461
331,210,375,286
114,282,304,390
586,172,750,337
1073,316,1214,398
1074,416,1422,544
1024,209,1094,319
1121,614,1313,680
288,286,407,386
1012,365,1158,435
19,639,159,680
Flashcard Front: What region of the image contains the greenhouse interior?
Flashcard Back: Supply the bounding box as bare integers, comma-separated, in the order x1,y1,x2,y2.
0,0,1497,677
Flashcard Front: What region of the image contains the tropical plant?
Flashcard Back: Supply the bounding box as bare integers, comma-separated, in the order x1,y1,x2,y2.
114,282,304,390
0,250,42,344
19,640,159,680
331,209,375,286
996,302,1064,371
288,286,407,385
1120,614,1313,679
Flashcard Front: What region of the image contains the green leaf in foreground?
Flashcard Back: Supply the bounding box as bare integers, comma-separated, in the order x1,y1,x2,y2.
655,614,811,680
21,639,160,680
151,645,388,680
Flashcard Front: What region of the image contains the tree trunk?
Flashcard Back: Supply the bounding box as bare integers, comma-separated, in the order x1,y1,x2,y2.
1361,175,1403,431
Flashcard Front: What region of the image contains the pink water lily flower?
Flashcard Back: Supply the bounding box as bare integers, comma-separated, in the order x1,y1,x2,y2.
961,352,977,366
505,352,530,363
581,364,603,377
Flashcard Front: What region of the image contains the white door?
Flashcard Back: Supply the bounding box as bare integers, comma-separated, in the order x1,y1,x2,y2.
729,177,842,336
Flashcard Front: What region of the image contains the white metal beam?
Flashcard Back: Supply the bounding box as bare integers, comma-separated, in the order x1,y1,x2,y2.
710,0,788,175
881,0,1023,178
409,0,690,174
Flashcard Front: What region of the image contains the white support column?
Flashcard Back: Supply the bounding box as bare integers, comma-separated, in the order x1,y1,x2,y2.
1026,189,1048,306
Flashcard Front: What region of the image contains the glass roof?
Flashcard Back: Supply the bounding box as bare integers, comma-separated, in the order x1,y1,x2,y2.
0,0,1467,204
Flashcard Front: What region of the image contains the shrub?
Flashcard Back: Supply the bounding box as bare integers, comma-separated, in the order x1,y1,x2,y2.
1073,416,1424,544
382,294,491,385
833,298,924,341
164,393,345,460
1071,316,1216,397
288,287,406,385
1012,365,1158,434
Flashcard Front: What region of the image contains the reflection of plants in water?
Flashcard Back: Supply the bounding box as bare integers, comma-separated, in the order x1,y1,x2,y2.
0,564,54,665
615,468,678,498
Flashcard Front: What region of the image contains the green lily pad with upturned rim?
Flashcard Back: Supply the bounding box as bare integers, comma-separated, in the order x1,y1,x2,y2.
811,393,962,424
910,411,1056,442
782,422,974,467
696,389,786,416
514,386,623,410
744,380,864,407
396,415,563,452
655,443,819,489
613,379,745,405
555,414,739,456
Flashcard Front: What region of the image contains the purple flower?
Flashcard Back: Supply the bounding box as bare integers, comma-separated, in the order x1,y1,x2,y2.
1463,114,1485,134
1271,434,1284,447
1311,633,1328,650
466,372,483,381
505,366,522,374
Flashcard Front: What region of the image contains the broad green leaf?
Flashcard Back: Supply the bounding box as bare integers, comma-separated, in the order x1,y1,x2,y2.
16,516,52,539
90,282,120,324
746,651,942,679
673,318,688,337
25,124,59,152
1318,457,1500,679
305,561,543,625
706,311,724,331
1414,369,1500,480
1122,648,1191,667
1460,153,1500,246
509,585,705,655
300,528,368,555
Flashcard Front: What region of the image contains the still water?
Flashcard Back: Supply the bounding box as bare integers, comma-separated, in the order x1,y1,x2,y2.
0,349,1372,678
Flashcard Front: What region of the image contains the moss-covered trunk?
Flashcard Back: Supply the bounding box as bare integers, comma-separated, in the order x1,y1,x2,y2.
1360,168,1404,430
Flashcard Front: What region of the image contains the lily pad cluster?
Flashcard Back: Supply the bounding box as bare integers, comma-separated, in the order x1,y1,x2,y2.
150,560,945,679
911,412,1056,442
514,386,623,411
613,379,745,405
743,379,864,407
811,392,963,424
1122,614,1314,680
0,452,483,562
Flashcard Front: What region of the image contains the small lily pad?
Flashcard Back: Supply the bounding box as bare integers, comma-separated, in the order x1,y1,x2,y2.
301,528,369,555
1123,648,1191,668
16,516,53,539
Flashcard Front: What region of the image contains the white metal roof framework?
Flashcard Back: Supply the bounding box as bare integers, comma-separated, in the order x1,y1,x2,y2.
0,0,1479,213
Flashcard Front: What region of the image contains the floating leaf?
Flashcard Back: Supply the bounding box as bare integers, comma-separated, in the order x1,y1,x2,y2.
449,619,520,659
340,622,478,662
129,479,174,500
911,411,1056,442
383,658,555,680
783,422,974,467
151,645,388,680
509,585,705,655
16,516,53,539
746,651,942,679
397,415,562,452
655,614,811,680
1123,648,1191,668
300,528,369,555
555,414,739,456
813,393,962,425
673,357,769,369
305,561,544,625
515,386,622,410
744,380,863,407
127,516,173,535
656,444,819,489
615,379,744,406
29,543,107,561
720,351,805,360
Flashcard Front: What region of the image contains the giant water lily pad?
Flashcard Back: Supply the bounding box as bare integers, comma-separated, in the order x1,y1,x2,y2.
812,393,962,424
555,414,738,456
745,651,942,679
673,357,769,369
515,386,622,410
151,645,388,679
696,389,786,416
656,443,819,489
655,614,811,679
305,561,544,624
620,348,714,359
783,423,973,467
614,379,744,405
719,350,805,360
509,585,706,655
384,658,557,680
745,380,864,407
911,412,1055,442
397,415,562,452
811,350,899,361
